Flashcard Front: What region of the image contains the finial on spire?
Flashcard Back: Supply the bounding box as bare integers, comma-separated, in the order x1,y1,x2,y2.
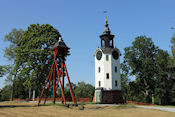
105,18,108,28
53,36,67,48
59,36,63,42
105,18,108,24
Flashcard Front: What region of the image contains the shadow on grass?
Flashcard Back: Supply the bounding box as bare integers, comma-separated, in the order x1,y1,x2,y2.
0,103,66,108
0,105,34,108
38,103,65,107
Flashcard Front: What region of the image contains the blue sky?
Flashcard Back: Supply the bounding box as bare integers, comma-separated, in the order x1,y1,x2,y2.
0,0,175,89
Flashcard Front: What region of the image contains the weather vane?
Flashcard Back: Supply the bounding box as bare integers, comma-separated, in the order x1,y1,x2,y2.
103,10,108,19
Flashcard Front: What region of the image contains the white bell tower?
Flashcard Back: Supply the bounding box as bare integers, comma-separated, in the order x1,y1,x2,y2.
94,19,123,103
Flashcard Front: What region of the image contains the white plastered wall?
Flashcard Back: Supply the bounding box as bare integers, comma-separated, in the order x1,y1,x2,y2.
94,48,121,91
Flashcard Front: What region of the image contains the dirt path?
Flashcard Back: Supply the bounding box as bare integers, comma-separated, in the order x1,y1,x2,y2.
136,105,175,113
96,104,175,113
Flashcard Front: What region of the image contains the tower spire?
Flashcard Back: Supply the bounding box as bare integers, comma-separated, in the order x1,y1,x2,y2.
103,18,111,34
100,16,114,48
103,10,111,34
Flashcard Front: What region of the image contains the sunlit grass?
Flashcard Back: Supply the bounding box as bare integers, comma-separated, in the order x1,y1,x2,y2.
116,104,137,109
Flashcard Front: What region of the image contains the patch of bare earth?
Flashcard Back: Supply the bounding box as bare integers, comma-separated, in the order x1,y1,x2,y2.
0,102,175,117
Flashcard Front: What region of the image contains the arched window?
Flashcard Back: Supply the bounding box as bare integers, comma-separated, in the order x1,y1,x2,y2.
115,66,117,72
106,73,109,79
99,81,101,87
102,40,105,46
110,40,113,46
115,80,117,87
98,67,101,73
106,55,109,61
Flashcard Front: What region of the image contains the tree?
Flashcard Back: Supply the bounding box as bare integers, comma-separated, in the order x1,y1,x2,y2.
170,83,175,105
154,49,171,105
56,82,95,101
3,28,24,101
127,80,145,102
120,63,130,102
14,24,61,98
123,36,158,103
13,77,28,99
170,28,175,66
65,82,77,99
74,82,95,100
169,28,175,105
1,85,11,101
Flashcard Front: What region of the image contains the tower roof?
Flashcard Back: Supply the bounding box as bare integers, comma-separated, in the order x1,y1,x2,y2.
51,36,70,58
100,18,114,49
53,37,68,48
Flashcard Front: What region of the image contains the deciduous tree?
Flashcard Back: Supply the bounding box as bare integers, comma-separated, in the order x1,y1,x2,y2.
123,36,158,103
14,24,61,97
3,28,24,101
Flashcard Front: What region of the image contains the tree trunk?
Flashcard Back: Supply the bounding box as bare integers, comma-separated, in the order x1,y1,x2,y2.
143,79,151,103
32,90,35,101
10,82,14,101
152,94,154,104
10,73,17,101
29,87,31,99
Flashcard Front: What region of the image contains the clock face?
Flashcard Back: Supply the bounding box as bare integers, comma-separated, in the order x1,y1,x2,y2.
96,51,102,60
112,50,119,60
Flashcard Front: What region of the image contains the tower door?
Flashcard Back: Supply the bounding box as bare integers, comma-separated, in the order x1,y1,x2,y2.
96,91,101,103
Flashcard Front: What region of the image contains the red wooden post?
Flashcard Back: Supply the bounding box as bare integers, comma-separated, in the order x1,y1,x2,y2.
52,50,57,104
55,63,63,91
64,63,76,105
44,66,53,104
38,62,55,105
61,64,64,103
53,63,56,104
54,60,66,105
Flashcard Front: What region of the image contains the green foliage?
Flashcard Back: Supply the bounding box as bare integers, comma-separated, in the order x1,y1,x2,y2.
121,74,129,102
170,84,175,104
169,29,175,105
14,24,61,94
0,77,28,100
3,28,24,101
56,81,94,101
120,63,130,102
3,28,24,61
122,35,175,105
0,65,8,77
56,82,76,99
74,81,95,100
170,30,175,58
1,85,11,101
123,36,158,103
3,65,14,83
154,49,171,105
2,24,62,100
13,77,28,99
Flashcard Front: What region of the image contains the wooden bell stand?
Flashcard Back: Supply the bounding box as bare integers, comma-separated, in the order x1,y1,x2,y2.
38,44,77,106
